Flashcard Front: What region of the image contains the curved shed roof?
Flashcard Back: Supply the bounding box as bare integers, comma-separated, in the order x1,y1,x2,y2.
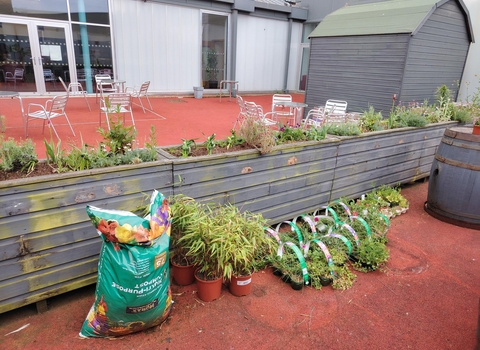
309,0,474,42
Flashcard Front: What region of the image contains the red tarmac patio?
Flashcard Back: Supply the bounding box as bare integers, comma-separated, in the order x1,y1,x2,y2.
0,92,301,159
0,93,479,349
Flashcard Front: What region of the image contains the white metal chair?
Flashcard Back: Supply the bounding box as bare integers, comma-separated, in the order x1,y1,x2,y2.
95,73,116,103
5,68,25,88
25,94,75,140
324,99,348,123
271,93,295,125
99,93,135,130
233,95,247,129
245,101,278,127
303,106,326,128
125,81,152,113
58,76,91,111
303,99,348,127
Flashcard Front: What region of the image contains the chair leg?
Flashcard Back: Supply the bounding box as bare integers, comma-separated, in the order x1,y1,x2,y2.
83,93,91,111
64,112,76,137
145,95,153,111
105,112,111,130
48,121,61,140
137,97,146,113
129,111,136,130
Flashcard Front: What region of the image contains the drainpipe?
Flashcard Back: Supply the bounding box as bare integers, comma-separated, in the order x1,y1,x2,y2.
77,0,93,92
231,9,238,95
283,18,292,93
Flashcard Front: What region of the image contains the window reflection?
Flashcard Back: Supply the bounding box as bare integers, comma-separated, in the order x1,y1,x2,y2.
69,0,109,25
9,0,68,21
71,23,112,92
0,22,34,92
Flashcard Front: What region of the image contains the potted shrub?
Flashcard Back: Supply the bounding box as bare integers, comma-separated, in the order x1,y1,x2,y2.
216,204,272,297
169,195,206,286
178,205,225,301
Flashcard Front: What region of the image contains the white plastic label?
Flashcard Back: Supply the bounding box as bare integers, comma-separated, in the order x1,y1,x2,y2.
237,278,252,286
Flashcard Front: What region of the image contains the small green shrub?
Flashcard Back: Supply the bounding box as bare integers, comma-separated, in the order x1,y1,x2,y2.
0,136,38,173
451,107,472,124
203,133,216,155
276,124,308,143
324,122,361,136
97,116,137,155
217,130,244,149
397,113,428,128
360,105,384,132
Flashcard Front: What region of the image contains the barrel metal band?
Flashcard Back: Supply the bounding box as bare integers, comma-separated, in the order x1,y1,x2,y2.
435,154,480,171
441,137,480,151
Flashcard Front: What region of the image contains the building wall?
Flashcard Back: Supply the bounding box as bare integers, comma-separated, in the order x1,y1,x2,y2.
110,0,303,94
458,0,480,103
110,1,202,94
305,34,409,113
401,1,470,104
236,15,302,92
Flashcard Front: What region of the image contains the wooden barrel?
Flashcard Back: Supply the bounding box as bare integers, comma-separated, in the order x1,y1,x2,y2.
425,126,480,230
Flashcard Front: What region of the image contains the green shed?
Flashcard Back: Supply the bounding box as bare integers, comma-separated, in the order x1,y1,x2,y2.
305,0,474,113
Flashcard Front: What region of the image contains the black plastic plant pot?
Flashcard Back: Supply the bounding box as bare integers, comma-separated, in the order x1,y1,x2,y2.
348,254,359,263
320,277,333,286
281,274,292,283
273,268,283,277
291,280,304,290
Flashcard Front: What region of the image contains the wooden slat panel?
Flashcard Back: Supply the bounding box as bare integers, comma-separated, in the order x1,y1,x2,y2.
0,274,97,314
0,239,100,282
0,163,172,218
0,258,98,301
0,160,173,314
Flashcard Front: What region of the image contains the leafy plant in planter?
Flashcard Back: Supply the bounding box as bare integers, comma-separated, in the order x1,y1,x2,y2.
324,122,361,136
0,136,38,174
360,105,384,132
238,113,277,154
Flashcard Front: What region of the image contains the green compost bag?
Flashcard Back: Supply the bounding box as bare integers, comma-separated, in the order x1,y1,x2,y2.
79,190,172,338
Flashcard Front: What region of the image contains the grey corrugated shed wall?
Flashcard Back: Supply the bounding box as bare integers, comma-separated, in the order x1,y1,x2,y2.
305,0,473,113
400,1,470,103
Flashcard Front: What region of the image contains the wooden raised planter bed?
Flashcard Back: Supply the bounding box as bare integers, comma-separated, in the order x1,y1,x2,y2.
0,122,455,314
0,160,172,314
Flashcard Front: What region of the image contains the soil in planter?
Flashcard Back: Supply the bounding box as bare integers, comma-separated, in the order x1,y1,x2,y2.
0,162,58,181
166,143,256,157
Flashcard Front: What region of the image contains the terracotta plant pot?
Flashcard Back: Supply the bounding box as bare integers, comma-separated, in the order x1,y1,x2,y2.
194,270,223,302
473,125,480,135
229,274,253,297
170,258,195,286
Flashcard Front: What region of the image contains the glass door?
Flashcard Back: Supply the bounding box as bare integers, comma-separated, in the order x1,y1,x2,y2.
201,13,227,89
34,23,72,94
0,18,75,94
